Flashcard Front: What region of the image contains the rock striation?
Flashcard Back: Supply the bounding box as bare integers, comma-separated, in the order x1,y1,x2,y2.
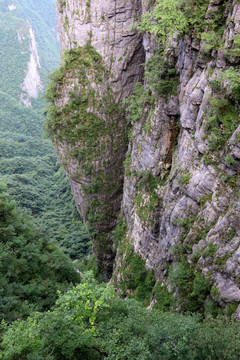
51,0,240,315
114,0,240,316
48,0,144,279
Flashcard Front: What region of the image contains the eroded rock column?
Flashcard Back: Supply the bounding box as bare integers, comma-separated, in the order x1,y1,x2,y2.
47,0,144,279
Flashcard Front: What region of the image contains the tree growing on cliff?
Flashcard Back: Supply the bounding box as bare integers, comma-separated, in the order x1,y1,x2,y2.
138,0,187,42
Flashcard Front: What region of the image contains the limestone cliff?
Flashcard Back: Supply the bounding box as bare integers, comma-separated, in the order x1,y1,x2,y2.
48,0,240,316
46,0,144,279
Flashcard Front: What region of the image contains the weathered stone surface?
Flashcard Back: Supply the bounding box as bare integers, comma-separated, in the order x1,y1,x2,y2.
53,0,144,279
57,0,144,99
229,125,240,160
55,0,240,316
113,0,240,317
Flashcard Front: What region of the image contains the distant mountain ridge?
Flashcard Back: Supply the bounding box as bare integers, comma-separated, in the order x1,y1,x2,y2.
0,0,59,107
0,0,91,260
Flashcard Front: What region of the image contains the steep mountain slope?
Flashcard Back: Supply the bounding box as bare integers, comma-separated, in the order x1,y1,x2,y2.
0,185,80,323
115,0,240,316
46,0,240,317
0,0,58,105
0,0,90,259
46,0,144,278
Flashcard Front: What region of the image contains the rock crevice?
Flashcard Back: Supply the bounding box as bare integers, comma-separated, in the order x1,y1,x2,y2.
51,0,240,315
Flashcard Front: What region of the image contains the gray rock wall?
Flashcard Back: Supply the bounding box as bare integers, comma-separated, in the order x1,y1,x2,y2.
57,0,144,99
54,0,240,314
114,0,240,316
53,0,144,279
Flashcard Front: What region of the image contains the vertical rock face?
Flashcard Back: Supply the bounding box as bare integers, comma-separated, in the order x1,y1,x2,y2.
114,0,240,316
50,0,144,279
57,0,144,99
53,0,240,314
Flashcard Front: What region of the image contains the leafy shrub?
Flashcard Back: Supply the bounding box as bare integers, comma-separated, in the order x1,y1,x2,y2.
219,67,240,102
177,169,191,185
112,218,127,246
0,185,80,323
145,51,179,96
138,0,226,50
169,260,210,312
3,279,240,360
205,96,239,151
1,272,114,360
201,31,222,51
228,34,240,57
137,0,188,43
123,82,153,123
224,154,236,165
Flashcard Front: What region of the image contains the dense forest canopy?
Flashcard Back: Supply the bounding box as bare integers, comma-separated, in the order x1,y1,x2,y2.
0,0,91,260
0,184,80,323
1,0,240,359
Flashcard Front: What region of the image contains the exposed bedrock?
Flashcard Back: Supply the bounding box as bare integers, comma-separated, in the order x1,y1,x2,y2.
50,0,144,279
113,0,240,316
52,0,240,315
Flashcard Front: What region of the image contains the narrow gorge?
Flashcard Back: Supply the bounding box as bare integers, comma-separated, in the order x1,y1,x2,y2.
45,0,240,318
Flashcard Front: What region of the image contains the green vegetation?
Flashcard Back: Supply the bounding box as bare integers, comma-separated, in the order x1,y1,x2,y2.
138,0,226,47
202,243,218,258
0,185,79,323
123,50,179,122
0,7,30,99
44,43,122,153
133,171,163,226
206,68,240,152
145,51,179,96
174,215,196,242
201,31,223,52
199,193,212,205
0,0,91,260
113,223,156,306
224,154,236,165
152,282,176,311
137,0,188,43
112,217,127,246
13,0,61,79
120,0,240,320
219,67,240,101
1,1,239,358
135,190,160,224
120,251,156,305
44,42,126,269
169,213,224,313
58,0,67,13
0,0,60,99
123,82,153,123
0,147,91,259
0,2,93,345
169,260,211,313
2,274,240,360
229,33,240,57
177,169,191,185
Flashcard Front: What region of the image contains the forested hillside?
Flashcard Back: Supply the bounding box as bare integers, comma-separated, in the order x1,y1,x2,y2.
0,184,79,323
1,0,240,359
0,0,90,259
